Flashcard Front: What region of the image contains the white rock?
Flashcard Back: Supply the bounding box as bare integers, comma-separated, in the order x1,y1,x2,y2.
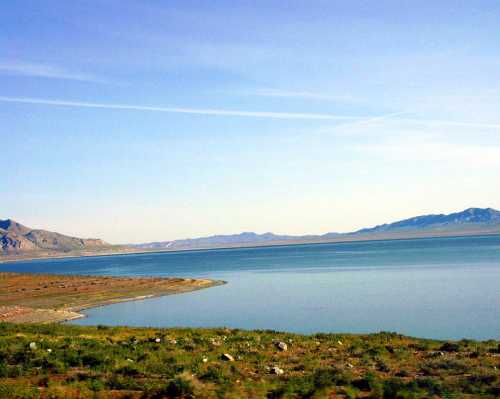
276,341,288,352
221,353,234,361
271,366,284,375
29,342,37,350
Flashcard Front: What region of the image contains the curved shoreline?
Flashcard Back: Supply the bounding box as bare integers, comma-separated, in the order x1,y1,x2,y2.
0,272,226,324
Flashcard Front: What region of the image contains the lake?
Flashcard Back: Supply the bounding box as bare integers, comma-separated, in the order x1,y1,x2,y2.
2,235,499,340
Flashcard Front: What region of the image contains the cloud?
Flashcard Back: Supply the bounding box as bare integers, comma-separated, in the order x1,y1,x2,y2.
0,96,364,120
0,61,109,83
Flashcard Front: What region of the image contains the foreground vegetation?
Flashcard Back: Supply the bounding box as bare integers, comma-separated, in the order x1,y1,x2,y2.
0,323,498,398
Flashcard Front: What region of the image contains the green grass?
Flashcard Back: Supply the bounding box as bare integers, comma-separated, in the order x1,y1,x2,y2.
0,323,498,398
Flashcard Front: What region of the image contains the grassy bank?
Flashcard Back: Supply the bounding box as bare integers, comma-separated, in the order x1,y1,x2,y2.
0,323,498,398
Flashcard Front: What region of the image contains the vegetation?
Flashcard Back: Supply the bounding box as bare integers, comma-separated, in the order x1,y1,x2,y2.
0,323,498,398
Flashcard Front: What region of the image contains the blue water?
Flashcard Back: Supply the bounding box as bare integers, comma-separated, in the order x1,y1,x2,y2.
2,235,499,340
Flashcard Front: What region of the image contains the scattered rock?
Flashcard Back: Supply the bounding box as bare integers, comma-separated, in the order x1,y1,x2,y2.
221,353,234,361
29,342,37,350
346,363,354,369
271,366,284,375
276,341,288,352
46,349,52,353
202,357,208,363
155,338,161,343
127,358,134,363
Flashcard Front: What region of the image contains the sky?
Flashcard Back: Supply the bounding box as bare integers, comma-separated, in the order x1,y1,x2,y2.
2,0,500,244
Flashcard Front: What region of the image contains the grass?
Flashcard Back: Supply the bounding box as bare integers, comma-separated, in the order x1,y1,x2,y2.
0,323,498,398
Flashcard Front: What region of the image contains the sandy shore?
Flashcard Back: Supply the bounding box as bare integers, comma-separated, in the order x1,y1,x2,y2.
0,272,225,323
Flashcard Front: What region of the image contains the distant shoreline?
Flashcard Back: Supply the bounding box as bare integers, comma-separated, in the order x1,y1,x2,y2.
1,230,500,264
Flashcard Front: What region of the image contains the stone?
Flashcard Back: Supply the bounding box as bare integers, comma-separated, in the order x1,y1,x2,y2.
271,366,284,375
276,341,288,352
202,357,208,363
29,342,37,350
221,353,234,361
155,338,161,343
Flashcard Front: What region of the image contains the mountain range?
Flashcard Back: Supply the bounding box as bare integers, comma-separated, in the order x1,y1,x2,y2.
2,207,500,257
133,207,500,250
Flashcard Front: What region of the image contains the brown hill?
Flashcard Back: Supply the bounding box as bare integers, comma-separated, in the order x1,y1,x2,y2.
0,219,109,255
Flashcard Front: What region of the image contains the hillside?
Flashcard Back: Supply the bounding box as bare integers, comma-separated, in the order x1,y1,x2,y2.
0,219,109,255
355,207,500,235
0,323,498,398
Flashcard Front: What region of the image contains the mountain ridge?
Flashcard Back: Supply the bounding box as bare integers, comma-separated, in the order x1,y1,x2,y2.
133,207,500,250
0,219,109,255
2,207,500,257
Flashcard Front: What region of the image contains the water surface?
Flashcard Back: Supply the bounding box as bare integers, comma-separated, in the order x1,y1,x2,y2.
2,235,499,340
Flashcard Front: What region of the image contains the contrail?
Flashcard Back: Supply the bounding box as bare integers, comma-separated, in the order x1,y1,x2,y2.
333,111,411,130
0,96,363,121
3,95,499,129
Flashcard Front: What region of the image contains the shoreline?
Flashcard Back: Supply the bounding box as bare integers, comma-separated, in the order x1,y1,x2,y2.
2,230,500,264
66,279,227,321
0,272,225,324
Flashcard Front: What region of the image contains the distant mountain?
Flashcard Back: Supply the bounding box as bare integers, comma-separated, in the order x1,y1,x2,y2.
3,207,500,258
134,232,314,250
0,219,109,255
355,207,500,234
134,207,500,250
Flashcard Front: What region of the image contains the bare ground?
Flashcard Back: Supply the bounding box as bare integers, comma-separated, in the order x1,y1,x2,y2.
0,272,224,323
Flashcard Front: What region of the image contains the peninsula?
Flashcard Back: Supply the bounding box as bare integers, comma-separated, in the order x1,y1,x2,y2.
0,272,224,323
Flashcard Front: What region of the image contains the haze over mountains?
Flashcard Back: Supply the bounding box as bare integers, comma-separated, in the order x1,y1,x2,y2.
134,207,500,250
2,207,500,257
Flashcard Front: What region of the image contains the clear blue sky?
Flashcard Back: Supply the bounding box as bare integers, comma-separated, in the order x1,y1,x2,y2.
2,0,500,243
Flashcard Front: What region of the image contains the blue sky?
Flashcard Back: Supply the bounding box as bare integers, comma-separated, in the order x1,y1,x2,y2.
2,0,500,243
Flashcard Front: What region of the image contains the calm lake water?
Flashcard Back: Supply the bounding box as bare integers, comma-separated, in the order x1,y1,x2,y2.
2,235,500,340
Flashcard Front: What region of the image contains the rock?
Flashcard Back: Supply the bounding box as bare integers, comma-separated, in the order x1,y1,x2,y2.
29,342,37,350
276,341,288,352
346,363,354,369
271,366,284,375
47,349,52,353
337,340,343,346
155,338,161,343
127,358,134,363
168,339,177,344
202,357,208,363
221,353,234,361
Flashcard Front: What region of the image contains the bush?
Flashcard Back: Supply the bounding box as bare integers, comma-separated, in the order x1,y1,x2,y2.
440,342,460,352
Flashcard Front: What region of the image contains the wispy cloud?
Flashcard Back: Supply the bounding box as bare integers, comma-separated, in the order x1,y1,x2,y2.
0,61,109,83
0,96,364,120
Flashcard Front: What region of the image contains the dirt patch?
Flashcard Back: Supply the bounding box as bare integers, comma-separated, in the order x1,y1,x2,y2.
0,272,225,323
